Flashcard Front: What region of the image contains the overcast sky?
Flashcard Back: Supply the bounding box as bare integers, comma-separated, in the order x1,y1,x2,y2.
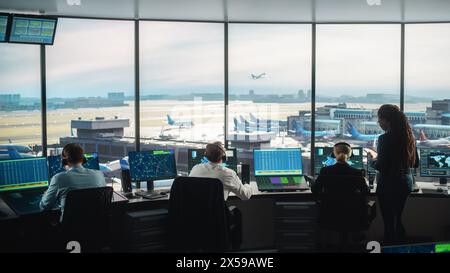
0,19,449,99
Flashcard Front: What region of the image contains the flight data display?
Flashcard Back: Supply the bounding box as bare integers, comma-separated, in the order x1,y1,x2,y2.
47,153,100,179
254,148,302,176
419,148,450,177
188,148,237,173
0,157,49,192
9,16,57,44
0,14,8,42
128,150,177,181
314,147,364,174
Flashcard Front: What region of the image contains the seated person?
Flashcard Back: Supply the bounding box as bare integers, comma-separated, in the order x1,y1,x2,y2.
40,143,106,215
312,142,369,194
189,141,252,200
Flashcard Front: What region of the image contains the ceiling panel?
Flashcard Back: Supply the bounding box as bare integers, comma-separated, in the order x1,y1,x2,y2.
0,0,449,22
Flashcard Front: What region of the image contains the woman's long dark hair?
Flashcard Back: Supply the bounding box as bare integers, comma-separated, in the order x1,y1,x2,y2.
378,104,416,169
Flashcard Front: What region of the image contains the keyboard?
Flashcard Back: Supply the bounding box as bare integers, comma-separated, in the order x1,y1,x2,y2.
134,190,168,200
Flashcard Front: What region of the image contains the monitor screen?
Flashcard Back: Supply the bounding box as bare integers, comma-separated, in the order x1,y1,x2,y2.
254,148,302,176
187,148,237,173
419,148,450,177
128,150,177,181
0,13,10,42
314,147,364,175
9,15,57,45
0,157,49,192
47,153,100,179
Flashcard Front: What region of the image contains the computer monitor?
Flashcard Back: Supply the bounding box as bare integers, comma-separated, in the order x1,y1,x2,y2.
253,148,306,191
47,153,100,179
8,14,57,45
187,148,237,173
128,150,177,182
0,157,49,192
0,13,10,42
314,147,364,175
419,148,450,183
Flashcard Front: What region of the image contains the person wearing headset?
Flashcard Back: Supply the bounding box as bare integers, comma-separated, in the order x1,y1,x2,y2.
40,143,106,214
312,142,369,194
189,141,253,200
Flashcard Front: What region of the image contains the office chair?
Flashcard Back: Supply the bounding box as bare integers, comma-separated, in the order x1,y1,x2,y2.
168,177,242,252
314,175,376,252
60,186,113,252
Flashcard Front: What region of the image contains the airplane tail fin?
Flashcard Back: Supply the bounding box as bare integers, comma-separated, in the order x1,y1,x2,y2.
167,115,175,125
233,118,239,131
346,122,361,138
249,113,257,122
419,129,428,141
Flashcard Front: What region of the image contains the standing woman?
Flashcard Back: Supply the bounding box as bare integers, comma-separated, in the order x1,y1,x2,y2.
368,104,418,244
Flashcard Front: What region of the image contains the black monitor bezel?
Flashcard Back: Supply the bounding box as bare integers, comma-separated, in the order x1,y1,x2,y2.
8,13,58,45
0,156,49,193
0,13,11,43
253,147,303,177
187,148,237,172
419,148,450,178
128,150,177,181
313,146,364,175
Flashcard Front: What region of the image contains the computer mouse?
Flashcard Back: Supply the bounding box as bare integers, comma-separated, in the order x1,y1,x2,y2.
160,191,167,195
437,188,444,193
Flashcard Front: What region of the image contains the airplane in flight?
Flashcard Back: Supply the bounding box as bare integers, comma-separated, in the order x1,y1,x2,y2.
289,120,336,139
251,73,266,80
417,129,450,148
249,113,288,128
346,122,381,142
167,115,194,128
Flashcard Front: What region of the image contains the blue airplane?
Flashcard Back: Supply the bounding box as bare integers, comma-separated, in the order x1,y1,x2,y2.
0,145,35,160
290,120,335,138
346,122,381,141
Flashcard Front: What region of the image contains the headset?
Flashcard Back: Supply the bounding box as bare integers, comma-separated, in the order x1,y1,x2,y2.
204,142,227,163
330,142,353,158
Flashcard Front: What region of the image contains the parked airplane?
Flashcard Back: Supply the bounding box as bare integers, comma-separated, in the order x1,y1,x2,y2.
249,113,288,128
417,129,450,148
346,122,380,141
167,115,194,128
251,73,266,80
234,117,274,132
289,120,336,139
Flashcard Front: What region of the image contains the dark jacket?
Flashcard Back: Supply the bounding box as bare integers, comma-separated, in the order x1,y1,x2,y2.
374,132,419,194
312,162,369,194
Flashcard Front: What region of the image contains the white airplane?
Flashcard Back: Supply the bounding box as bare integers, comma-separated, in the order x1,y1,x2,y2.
167,115,194,128
417,129,450,148
251,73,266,80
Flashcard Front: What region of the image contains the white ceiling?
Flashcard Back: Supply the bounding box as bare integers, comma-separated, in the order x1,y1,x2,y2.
0,0,449,22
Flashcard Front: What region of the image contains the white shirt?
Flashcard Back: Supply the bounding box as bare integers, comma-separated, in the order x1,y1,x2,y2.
189,162,253,200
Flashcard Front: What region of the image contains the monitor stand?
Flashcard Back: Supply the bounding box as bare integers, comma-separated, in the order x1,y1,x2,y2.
134,180,165,199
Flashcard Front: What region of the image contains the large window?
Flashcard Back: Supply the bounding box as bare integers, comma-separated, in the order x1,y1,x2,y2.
0,44,42,157
139,21,224,171
316,24,401,154
405,24,450,145
228,24,312,174
46,18,135,161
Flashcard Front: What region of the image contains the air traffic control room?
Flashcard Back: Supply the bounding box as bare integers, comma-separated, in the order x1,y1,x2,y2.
1,0,450,256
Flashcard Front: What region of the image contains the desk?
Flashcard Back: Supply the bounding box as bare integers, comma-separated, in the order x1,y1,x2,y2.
1,181,450,252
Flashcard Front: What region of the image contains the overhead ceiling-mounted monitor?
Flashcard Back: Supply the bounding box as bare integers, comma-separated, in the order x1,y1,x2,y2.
0,13,11,43
8,14,57,45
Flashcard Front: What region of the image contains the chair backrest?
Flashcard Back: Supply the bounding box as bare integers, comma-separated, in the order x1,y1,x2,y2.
315,175,370,231
62,186,113,248
168,176,230,252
